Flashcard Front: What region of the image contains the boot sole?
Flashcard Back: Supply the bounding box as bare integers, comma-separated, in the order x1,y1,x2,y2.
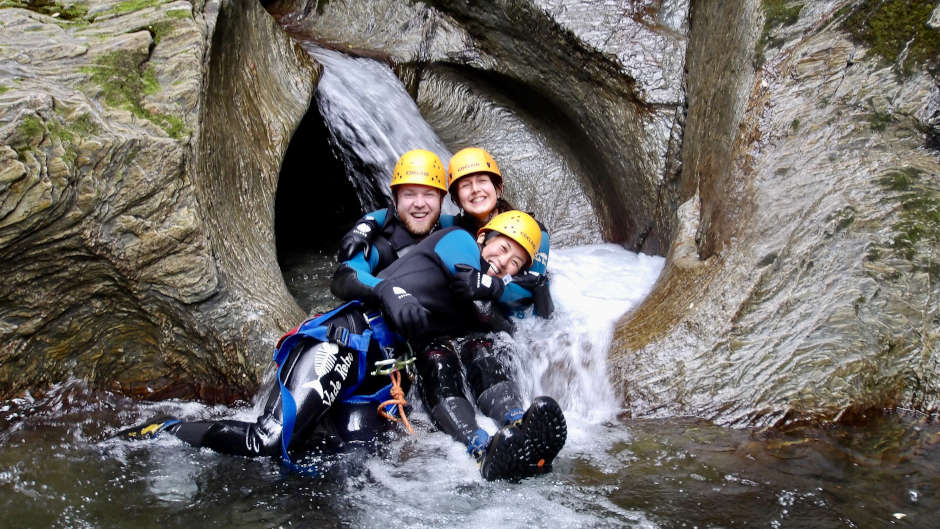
518,397,567,473
481,398,567,481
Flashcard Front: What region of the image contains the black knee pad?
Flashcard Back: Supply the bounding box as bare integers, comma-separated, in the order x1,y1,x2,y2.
417,343,466,410
461,338,514,399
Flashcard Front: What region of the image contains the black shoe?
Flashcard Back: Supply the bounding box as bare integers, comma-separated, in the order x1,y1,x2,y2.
114,416,181,441
478,423,528,481
516,396,566,471
478,396,567,481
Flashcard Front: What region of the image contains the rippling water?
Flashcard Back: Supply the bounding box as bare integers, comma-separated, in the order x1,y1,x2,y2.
3,246,938,528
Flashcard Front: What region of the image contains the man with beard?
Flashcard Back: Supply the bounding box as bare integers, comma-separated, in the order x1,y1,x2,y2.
330,149,453,302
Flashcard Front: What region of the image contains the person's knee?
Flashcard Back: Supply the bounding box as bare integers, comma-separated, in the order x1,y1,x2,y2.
418,344,465,408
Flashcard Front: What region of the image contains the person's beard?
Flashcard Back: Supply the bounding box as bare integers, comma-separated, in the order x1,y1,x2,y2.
400,211,437,236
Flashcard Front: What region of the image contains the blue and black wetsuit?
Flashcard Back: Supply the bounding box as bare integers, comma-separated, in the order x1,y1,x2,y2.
160,227,495,460
331,209,554,454
331,208,455,302
451,211,552,317
418,212,553,452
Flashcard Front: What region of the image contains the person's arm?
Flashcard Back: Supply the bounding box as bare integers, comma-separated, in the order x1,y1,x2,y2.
499,225,554,317
336,209,389,263
330,231,386,303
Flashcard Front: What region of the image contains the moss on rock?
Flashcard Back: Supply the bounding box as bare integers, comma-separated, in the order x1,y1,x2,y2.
876,167,940,275
81,51,186,139
0,0,88,20
756,0,804,65
842,0,940,77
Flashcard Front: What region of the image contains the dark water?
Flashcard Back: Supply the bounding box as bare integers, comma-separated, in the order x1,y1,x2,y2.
1,379,937,529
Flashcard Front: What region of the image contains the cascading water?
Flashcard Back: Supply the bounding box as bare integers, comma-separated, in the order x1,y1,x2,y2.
304,44,454,213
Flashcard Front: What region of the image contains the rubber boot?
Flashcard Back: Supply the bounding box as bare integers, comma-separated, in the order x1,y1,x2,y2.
429,396,480,446
477,396,567,481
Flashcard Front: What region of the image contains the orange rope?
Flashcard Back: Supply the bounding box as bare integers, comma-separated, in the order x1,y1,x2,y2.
377,369,414,435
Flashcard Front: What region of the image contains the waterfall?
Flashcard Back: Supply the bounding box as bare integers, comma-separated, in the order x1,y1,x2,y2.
302,44,454,213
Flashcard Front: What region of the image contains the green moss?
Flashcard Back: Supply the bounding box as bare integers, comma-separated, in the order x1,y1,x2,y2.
147,19,175,45
879,167,915,191
0,85,8,95
756,1,804,65
93,0,163,18
867,109,896,132
0,0,88,21
165,7,189,19
877,168,940,271
82,51,186,139
790,118,800,131
15,115,44,148
842,0,940,77
70,113,100,137
45,116,74,144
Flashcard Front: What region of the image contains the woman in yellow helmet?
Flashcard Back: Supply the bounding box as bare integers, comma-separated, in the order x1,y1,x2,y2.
446,147,552,316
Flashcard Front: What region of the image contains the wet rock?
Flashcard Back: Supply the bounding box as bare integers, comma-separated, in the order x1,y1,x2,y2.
273,0,689,253
0,0,316,401
612,0,940,425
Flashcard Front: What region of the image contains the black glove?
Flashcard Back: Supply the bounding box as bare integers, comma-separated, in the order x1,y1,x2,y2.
337,216,380,262
472,300,516,334
374,281,430,338
509,271,544,290
451,264,505,302
510,271,554,318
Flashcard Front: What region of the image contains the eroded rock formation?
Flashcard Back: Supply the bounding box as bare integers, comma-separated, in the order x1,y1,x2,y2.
0,0,314,400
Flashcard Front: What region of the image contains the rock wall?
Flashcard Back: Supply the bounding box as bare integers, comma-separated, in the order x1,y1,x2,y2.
612,0,940,425
2,0,937,426
0,0,315,400
273,0,689,252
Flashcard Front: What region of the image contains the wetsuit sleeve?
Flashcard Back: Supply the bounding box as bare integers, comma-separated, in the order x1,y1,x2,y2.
432,229,483,273
499,226,550,306
330,241,385,302
361,208,389,226
336,208,390,262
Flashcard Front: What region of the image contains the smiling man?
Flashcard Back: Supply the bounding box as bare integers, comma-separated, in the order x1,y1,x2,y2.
330,149,451,303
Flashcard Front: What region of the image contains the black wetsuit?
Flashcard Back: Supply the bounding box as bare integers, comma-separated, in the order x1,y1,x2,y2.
166,227,496,460
332,211,547,452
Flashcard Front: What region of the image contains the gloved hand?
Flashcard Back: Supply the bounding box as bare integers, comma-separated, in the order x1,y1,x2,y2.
510,271,554,318
337,216,380,262
451,264,505,302
374,281,430,338
509,271,545,290
472,300,516,334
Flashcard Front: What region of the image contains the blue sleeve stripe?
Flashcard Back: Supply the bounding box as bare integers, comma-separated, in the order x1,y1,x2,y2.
433,229,480,273
530,229,550,276
366,208,388,226
347,250,382,288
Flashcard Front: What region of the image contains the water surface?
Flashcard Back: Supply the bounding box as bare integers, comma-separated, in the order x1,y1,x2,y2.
2,246,937,529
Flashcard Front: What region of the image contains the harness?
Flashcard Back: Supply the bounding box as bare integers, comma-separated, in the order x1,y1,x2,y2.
271,300,410,473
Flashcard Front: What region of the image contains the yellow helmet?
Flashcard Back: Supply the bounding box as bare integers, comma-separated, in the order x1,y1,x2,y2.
390,149,447,193
447,147,502,189
478,210,542,266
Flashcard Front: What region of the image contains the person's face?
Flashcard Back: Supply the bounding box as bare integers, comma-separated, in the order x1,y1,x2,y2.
455,173,499,222
395,184,443,236
479,234,528,277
